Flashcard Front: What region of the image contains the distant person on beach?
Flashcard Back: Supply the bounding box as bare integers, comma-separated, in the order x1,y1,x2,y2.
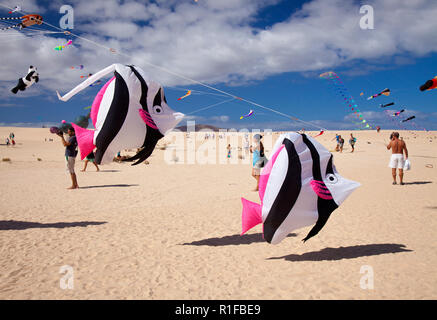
81,151,99,172
9,132,15,145
58,127,79,189
349,134,356,153
250,134,267,191
333,134,340,151
227,144,231,158
5,137,10,146
376,126,381,133
339,135,344,153
387,132,408,185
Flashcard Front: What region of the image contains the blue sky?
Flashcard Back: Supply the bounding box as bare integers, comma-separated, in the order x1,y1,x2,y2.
0,0,436,131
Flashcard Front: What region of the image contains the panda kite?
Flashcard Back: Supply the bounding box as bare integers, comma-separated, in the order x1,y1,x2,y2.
11,66,39,94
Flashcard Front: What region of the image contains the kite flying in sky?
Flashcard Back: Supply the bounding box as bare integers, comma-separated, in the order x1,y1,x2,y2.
319,71,371,129
177,90,191,100
11,65,39,94
419,76,437,91
56,63,184,165
8,6,21,14
392,109,405,116
240,110,253,119
241,132,360,244
380,102,395,108
0,14,43,31
401,116,416,123
367,88,390,100
54,39,72,51
313,130,324,137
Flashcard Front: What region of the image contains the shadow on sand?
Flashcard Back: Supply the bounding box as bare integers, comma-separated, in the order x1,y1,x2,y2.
267,243,412,262
402,181,432,185
182,232,297,246
0,220,107,231
79,184,139,189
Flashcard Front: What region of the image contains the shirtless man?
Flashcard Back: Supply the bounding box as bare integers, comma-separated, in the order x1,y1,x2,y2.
387,132,408,185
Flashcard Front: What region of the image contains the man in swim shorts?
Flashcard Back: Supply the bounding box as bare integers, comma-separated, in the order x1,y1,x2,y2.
387,132,408,185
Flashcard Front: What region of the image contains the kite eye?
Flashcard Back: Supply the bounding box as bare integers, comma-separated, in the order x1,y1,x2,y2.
326,174,338,184
152,105,163,114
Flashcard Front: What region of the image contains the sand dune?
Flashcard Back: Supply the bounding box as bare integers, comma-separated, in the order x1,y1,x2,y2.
0,127,436,299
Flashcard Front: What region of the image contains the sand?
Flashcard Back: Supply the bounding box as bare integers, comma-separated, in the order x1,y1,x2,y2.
0,127,436,299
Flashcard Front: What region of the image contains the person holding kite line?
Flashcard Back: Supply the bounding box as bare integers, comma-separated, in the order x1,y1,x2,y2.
250,134,267,191
58,127,79,189
387,132,408,185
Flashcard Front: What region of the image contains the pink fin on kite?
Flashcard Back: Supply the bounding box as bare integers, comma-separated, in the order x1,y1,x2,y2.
90,76,115,128
310,180,333,200
71,123,96,160
241,198,263,236
139,109,158,129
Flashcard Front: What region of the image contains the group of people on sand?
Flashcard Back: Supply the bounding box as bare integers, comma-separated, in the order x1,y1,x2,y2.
5,132,15,146
56,127,99,189
333,133,356,152
56,127,410,190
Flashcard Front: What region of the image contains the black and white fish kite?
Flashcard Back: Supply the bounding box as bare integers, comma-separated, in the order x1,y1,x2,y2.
241,132,360,244
56,63,184,165
11,65,39,94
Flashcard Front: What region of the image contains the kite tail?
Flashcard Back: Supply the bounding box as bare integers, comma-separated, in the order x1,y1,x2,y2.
71,123,96,160
0,22,21,31
241,198,263,236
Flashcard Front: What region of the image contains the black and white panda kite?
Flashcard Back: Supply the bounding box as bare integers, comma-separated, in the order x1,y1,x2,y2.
11,66,39,94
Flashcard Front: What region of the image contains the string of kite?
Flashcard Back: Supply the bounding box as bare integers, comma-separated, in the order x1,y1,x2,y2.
319,71,371,130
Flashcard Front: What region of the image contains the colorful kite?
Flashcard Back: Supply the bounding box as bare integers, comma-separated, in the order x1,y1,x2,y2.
241,132,360,244
420,76,437,91
56,63,184,165
392,109,405,116
367,88,390,100
8,6,21,14
177,90,191,100
380,102,395,108
240,110,253,119
80,73,93,78
54,40,73,51
70,65,84,70
11,66,39,94
0,14,43,31
313,130,324,137
319,71,372,129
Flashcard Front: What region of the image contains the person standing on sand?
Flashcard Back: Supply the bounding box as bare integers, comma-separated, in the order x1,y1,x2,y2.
387,132,408,185
249,134,267,191
81,151,99,172
58,127,79,189
349,133,356,153
339,135,344,153
332,134,340,151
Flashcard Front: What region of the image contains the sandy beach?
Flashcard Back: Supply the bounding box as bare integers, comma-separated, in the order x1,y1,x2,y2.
0,126,436,300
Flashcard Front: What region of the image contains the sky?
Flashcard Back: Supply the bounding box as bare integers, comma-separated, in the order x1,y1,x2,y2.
0,0,436,131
